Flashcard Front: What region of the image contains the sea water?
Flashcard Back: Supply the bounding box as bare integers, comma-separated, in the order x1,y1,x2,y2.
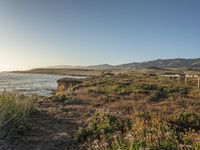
0,72,83,96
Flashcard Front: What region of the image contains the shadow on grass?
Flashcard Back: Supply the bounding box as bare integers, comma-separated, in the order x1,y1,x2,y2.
0,110,81,150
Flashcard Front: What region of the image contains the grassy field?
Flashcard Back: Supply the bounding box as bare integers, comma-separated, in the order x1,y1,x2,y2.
1,72,200,149
64,73,200,149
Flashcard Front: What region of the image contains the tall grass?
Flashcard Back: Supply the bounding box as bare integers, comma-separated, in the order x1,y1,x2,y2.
0,91,33,140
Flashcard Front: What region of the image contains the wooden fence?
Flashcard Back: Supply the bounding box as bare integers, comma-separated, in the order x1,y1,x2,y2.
159,74,200,89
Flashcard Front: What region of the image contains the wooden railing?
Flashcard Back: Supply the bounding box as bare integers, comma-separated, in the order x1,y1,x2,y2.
159,74,200,89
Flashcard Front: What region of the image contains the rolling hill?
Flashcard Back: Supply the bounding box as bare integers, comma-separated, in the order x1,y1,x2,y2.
114,58,200,70
43,58,200,70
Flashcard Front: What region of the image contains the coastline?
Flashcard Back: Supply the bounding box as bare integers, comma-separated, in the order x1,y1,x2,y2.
11,68,103,77
1,72,200,149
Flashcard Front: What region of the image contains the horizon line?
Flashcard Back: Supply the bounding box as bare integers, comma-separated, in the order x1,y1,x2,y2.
1,57,200,72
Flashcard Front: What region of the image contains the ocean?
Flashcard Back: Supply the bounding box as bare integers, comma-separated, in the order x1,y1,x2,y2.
0,72,82,96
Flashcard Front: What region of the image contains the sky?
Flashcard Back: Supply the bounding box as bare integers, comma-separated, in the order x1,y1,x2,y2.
0,0,200,71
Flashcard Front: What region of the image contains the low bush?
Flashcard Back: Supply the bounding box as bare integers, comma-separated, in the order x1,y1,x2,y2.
75,113,132,143
168,112,200,132
77,112,200,149
0,91,33,140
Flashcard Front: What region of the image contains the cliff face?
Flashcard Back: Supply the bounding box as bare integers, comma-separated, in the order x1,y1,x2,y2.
56,78,83,95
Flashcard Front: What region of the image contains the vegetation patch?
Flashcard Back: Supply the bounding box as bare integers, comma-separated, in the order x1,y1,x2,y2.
168,112,200,132
76,112,200,149
75,113,132,143
0,91,33,140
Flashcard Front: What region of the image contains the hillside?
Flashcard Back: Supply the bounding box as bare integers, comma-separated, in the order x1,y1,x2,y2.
45,58,200,70
85,64,113,70
114,58,200,70
12,68,102,76
12,58,200,75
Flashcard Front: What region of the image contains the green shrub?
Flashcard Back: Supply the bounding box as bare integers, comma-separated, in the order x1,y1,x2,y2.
76,113,132,142
158,85,189,96
112,85,132,95
75,127,93,142
0,91,33,140
148,89,167,102
149,142,177,150
78,112,200,149
168,112,200,131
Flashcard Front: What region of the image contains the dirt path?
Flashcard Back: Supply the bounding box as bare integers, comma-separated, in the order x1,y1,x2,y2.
1,98,96,150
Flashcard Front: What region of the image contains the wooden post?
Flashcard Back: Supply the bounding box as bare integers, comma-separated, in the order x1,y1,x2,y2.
198,76,200,89
178,75,180,83
185,76,187,84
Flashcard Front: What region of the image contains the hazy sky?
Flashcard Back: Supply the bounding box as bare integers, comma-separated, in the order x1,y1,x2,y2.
0,0,200,71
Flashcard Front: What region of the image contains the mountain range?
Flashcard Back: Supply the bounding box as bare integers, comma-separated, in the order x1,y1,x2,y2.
45,58,200,70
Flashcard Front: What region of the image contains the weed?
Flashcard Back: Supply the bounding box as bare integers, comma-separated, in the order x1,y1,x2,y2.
0,91,33,140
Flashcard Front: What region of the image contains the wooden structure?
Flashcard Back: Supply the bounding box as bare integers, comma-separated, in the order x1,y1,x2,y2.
185,74,200,89
159,73,200,89
159,74,183,83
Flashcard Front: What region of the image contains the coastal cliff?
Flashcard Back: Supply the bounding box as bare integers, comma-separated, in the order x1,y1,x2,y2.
56,78,83,95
